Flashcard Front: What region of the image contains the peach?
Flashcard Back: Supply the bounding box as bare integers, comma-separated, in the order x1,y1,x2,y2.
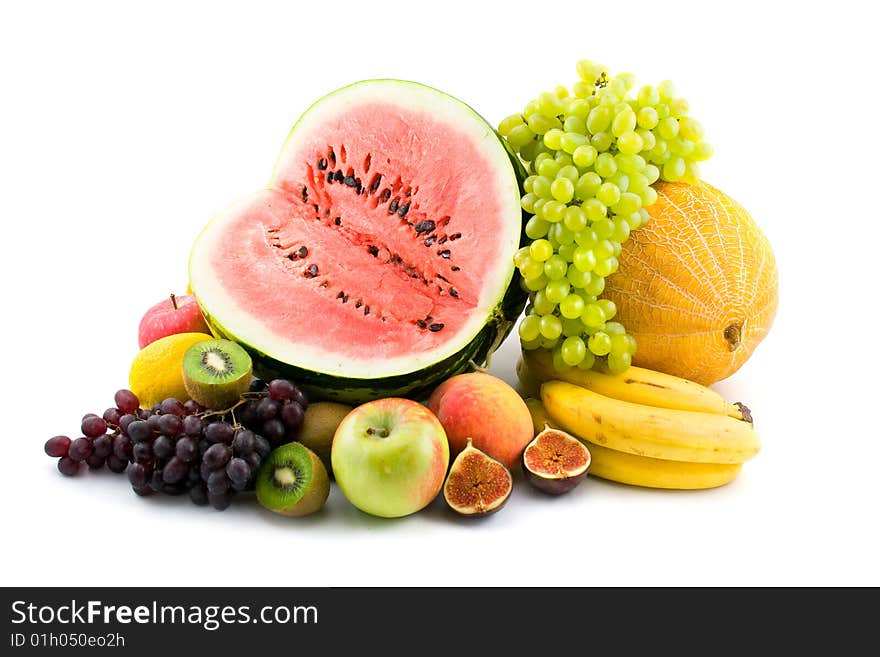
427,372,534,470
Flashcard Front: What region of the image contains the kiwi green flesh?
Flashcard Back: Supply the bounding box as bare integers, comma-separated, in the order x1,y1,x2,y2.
182,339,253,408
256,443,330,517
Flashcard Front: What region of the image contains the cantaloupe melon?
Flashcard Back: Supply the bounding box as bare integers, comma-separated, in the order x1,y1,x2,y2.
605,181,777,384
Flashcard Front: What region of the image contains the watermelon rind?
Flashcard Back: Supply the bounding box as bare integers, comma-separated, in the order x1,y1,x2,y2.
190,80,527,403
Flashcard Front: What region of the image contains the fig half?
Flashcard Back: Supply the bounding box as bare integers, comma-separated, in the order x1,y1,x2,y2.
443,439,512,516
522,427,591,495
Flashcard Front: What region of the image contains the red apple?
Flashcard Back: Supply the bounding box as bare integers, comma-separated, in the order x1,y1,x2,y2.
137,293,211,348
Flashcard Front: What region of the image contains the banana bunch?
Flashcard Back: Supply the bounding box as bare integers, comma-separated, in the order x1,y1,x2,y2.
519,349,760,490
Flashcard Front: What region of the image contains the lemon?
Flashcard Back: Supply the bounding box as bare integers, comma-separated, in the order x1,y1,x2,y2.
129,332,214,408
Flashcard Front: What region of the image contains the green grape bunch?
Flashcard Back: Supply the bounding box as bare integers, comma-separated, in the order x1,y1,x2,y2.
500,59,713,375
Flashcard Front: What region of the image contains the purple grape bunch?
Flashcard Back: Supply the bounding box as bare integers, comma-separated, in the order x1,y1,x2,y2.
44,379,307,511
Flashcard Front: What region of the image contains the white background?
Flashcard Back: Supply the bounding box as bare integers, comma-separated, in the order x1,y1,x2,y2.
2,0,878,587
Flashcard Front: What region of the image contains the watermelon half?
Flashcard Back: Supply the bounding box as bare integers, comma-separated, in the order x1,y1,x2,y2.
189,80,526,403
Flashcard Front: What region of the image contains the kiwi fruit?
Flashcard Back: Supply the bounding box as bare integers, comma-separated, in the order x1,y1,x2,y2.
256,442,329,516
181,339,252,409
298,402,353,476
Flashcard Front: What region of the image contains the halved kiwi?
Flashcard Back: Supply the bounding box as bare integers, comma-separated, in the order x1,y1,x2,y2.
255,442,330,516
181,339,252,409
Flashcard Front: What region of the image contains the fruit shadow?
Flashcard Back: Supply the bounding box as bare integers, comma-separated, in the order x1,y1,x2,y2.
576,473,748,498
235,485,431,530
325,487,460,528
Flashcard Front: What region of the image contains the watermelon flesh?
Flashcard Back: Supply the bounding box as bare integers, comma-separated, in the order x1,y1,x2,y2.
189,80,525,402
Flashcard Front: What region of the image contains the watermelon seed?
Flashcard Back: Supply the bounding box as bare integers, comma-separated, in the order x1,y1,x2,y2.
304,264,319,278
334,217,342,226
301,186,308,202
450,287,459,298
415,220,435,235
436,274,450,283
379,189,391,202
451,265,461,271
298,246,308,258
369,174,382,193
343,175,357,187
438,236,448,245
328,149,336,167
424,235,437,246
416,319,427,329
389,199,399,213
336,291,345,300
317,158,328,170
334,170,344,182
355,300,362,308
367,245,379,257
438,249,451,259
449,232,462,241
429,323,445,332
312,204,319,214
326,172,334,183
319,281,329,288
397,203,410,217
364,306,371,316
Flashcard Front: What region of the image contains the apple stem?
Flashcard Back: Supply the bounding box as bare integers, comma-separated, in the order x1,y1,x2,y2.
366,427,390,438
170,292,178,310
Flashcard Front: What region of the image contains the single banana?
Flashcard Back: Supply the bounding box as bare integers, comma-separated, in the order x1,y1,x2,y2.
584,442,742,490
520,349,748,421
540,380,760,464
524,397,741,490
524,396,555,434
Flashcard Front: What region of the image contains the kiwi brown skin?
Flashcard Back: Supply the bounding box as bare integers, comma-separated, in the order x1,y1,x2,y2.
282,448,329,516
297,402,354,477
182,339,252,409
258,444,330,517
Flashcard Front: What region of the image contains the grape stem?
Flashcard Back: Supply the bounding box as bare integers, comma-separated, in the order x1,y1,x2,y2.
197,390,268,426
199,398,249,420
467,359,488,374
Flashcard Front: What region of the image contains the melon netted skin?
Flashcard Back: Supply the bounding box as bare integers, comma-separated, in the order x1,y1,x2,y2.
190,80,527,403
604,181,778,385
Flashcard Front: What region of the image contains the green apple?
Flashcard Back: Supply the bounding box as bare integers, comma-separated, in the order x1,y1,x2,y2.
331,398,449,518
